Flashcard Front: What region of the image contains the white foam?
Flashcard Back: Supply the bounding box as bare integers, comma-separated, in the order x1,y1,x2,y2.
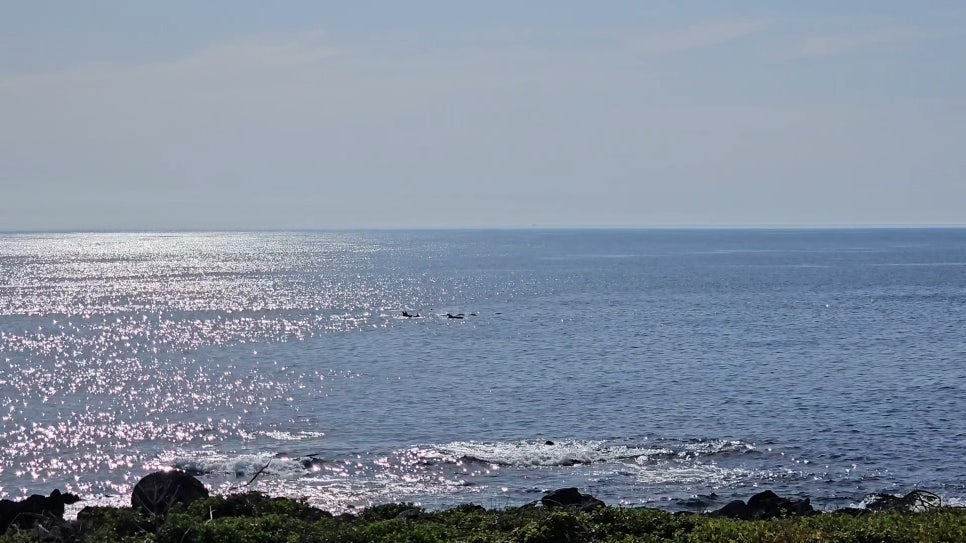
681,439,756,456
425,440,675,467
632,462,754,486
421,439,756,468
261,430,326,441
159,450,307,479
946,496,966,508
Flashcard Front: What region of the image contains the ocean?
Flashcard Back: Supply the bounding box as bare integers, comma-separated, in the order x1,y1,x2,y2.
0,229,963,513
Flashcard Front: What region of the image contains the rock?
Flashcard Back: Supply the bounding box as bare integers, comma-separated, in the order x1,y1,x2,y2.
541,487,605,511
865,490,942,513
299,456,325,470
747,490,813,519
0,489,81,534
714,500,749,520
131,470,209,516
713,490,814,520
747,490,785,519
557,459,590,467
682,492,720,509
541,487,581,506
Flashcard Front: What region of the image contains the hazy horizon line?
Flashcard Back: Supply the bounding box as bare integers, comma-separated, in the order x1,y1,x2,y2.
2,224,965,235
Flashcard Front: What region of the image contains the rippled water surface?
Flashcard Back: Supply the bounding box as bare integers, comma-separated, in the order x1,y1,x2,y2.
1,230,964,511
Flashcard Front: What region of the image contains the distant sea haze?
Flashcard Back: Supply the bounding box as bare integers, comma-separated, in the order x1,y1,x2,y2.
0,229,963,512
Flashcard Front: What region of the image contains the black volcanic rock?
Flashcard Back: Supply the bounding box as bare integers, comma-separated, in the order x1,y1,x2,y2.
541,487,605,511
131,470,209,516
715,499,750,520
0,489,80,534
713,490,814,520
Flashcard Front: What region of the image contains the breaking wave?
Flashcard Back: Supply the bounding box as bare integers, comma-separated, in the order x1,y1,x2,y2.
415,438,756,468
112,436,953,515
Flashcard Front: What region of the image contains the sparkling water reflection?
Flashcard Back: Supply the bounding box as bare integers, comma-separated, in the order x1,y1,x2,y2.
1,230,965,512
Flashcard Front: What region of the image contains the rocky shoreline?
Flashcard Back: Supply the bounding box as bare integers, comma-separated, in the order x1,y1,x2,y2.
2,471,963,542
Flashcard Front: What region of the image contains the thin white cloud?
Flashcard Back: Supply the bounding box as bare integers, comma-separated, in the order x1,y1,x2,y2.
0,29,342,92
628,19,771,57
171,29,341,70
1,22,964,229
795,25,957,58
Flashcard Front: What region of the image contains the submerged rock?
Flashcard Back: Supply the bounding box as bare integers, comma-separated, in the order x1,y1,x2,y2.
131,470,209,516
681,492,720,509
541,487,605,511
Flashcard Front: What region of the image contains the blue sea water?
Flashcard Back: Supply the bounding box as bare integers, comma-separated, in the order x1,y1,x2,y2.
0,229,964,512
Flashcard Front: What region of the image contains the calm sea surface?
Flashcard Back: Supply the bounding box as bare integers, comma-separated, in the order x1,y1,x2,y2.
0,229,964,512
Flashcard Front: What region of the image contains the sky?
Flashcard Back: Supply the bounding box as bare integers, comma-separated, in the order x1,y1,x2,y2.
1,1,964,230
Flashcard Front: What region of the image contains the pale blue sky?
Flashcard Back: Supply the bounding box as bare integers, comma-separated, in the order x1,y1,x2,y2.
1,1,964,230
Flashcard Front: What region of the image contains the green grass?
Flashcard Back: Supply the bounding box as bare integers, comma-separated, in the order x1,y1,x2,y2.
3,492,964,542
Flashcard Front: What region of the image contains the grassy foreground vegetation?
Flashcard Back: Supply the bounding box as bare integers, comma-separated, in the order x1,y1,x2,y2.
3,492,965,543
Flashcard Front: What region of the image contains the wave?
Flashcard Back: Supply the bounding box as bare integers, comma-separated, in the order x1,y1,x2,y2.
160,451,323,479
255,430,326,442
410,438,757,468
154,438,759,482
137,437,962,516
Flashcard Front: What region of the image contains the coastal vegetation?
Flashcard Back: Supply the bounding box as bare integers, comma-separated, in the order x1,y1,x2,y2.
2,487,964,542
